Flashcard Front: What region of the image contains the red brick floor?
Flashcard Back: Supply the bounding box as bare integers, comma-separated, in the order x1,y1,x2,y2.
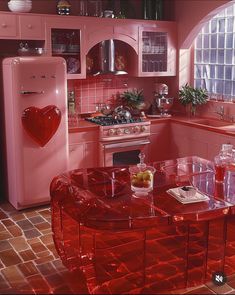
0,200,235,294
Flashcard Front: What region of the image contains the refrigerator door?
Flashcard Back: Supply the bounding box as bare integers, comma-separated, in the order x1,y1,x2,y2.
3,56,69,209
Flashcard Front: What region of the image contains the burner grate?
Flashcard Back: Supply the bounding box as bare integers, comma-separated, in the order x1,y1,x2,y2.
85,116,143,126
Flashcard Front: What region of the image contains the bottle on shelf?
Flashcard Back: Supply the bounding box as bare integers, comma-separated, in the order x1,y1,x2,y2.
68,89,76,114
214,144,233,183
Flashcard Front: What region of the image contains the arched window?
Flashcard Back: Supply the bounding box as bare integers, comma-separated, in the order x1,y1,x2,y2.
194,4,235,102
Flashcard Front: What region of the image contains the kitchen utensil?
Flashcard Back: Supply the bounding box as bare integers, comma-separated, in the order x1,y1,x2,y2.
100,104,112,116
113,105,132,120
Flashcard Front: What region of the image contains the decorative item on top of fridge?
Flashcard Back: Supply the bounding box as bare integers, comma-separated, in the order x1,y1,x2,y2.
57,0,71,15
8,0,32,13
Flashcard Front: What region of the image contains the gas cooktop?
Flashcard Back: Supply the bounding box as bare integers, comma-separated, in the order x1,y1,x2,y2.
85,116,143,126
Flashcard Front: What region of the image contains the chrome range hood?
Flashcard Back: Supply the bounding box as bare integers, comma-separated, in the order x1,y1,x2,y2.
93,39,127,76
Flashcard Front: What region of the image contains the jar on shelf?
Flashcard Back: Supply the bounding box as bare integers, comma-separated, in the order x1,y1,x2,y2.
57,0,71,15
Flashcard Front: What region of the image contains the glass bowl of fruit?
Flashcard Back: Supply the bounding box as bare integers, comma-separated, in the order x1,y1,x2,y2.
129,153,156,194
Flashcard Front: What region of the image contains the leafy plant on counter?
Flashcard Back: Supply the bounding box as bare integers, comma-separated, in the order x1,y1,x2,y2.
120,88,145,110
179,83,208,116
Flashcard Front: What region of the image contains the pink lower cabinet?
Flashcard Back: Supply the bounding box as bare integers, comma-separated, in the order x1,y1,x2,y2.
69,130,99,169
149,121,171,162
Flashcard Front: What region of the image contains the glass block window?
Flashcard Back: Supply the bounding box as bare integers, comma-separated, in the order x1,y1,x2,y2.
194,4,235,101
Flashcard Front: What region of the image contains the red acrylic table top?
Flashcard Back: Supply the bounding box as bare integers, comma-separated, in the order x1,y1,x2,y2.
50,156,234,230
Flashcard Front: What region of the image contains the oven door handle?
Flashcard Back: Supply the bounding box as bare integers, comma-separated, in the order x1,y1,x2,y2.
103,139,150,149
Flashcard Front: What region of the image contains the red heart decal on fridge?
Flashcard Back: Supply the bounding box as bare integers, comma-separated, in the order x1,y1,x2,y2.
22,105,62,147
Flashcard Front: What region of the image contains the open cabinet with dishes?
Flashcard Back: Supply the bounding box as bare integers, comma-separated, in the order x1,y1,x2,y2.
51,28,82,78
138,22,177,77
45,17,86,79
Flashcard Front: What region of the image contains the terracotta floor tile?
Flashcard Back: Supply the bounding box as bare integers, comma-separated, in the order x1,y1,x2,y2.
17,261,39,277
24,228,42,239
36,250,51,258
7,225,22,237
24,211,40,218
1,219,15,227
34,222,51,231
0,231,12,241
52,259,67,272
36,262,56,276
27,237,40,245
0,240,12,251
26,274,50,293
30,241,47,253
39,234,54,245
29,216,45,224
16,219,34,231
45,273,65,287
0,203,15,213
0,272,10,289
19,249,37,261
1,265,27,288
185,286,216,294
9,213,26,222
0,249,22,267
8,237,29,252
0,210,8,220
38,209,51,219
0,223,6,231
34,254,55,265
206,282,233,294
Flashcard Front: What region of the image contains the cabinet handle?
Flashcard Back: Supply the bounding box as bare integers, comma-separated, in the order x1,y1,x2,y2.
27,24,33,29
1,23,7,28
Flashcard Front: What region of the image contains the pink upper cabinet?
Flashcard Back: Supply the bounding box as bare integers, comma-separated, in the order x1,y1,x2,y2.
0,12,44,40
138,21,177,77
45,16,86,79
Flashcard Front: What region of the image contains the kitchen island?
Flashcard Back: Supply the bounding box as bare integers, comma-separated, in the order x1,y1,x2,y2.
50,156,235,294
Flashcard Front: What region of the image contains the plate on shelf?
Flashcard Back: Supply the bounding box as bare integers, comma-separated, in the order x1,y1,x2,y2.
66,57,80,74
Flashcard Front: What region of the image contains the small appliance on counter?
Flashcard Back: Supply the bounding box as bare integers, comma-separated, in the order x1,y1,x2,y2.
149,83,174,117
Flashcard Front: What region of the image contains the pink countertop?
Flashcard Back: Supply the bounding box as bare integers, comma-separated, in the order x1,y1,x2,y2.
69,116,235,136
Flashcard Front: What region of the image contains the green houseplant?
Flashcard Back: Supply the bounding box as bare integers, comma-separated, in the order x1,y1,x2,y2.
118,88,146,114
179,83,208,116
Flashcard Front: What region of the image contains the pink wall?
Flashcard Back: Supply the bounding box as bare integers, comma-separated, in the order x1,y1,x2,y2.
174,0,232,48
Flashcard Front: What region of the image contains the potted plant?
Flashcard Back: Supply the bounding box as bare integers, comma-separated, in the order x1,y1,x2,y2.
179,83,208,116
118,88,146,114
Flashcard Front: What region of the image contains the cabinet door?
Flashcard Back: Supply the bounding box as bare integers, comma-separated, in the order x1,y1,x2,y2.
69,143,84,170
19,15,43,40
138,22,176,77
149,122,171,162
45,18,86,79
84,142,98,168
0,14,17,38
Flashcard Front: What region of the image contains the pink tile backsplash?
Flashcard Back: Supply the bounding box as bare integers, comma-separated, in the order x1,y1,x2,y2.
68,75,129,115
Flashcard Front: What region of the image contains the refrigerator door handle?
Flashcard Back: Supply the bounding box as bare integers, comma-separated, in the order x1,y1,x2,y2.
20,90,45,95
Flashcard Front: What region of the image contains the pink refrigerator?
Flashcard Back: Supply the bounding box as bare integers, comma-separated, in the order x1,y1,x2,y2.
2,56,69,210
